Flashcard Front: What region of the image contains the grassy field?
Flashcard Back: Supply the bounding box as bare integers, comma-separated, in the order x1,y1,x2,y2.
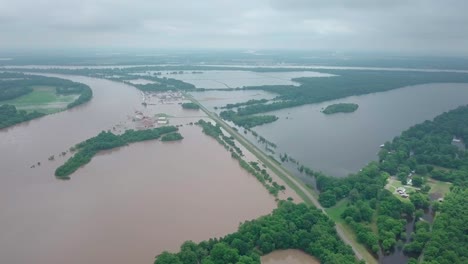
385,177,418,202
0,86,78,114
325,198,349,223
427,178,452,197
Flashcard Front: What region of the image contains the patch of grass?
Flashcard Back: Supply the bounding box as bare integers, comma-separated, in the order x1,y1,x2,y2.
385,178,416,203
427,179,452,197
325,198,349,223
0,86,77,113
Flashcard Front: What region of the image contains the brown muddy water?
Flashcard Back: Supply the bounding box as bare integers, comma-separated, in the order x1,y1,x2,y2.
261,249,320,264
0,75,277,264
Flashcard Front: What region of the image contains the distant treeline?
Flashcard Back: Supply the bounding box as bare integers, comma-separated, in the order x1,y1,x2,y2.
55,126,178,179
155,201,360,264
219,70,468,127
220,110,278,128
221,99,269,109
130,76,196,92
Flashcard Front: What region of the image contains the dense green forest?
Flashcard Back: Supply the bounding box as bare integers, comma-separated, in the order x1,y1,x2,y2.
297,105,468,260
181,102,200,109
219,70,468,127
0,104,45,129
155,201,360,264
322,103,359,115
420,188,467,264
55,126,178,179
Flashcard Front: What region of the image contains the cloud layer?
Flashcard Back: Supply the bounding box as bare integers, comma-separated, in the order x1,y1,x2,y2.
1,0,467,55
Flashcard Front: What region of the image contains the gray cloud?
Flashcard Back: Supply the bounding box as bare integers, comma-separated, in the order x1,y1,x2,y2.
0,0,467,55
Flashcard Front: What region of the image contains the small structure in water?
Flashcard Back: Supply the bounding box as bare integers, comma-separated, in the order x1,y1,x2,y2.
157,116,168,125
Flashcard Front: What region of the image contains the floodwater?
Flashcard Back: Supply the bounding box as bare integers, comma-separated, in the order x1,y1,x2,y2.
251,83,468,177
126,78,156,85
190,89,277,110
138,70,334,89
261,250,320,264
4,64,468,74
0,75,277,264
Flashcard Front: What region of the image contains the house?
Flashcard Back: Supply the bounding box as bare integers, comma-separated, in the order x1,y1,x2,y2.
396,187,406,193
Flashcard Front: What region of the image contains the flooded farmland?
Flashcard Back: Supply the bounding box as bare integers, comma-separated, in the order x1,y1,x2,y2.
0,75,277,264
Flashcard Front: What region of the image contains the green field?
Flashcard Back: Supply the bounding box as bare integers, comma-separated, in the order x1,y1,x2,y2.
427,179,452,197
385,177,418,202
325,198,349,223
0,86,78,114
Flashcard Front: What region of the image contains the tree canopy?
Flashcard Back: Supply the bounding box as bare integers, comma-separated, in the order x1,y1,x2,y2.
155,201,360,264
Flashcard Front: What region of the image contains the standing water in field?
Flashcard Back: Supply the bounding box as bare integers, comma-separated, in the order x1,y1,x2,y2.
0,75,276,264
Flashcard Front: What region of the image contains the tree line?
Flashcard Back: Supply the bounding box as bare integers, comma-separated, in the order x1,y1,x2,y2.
218,70,468,127
0,104,44,129
196,119,284,197
155,201,360,264
55,126,178,179
181,102,200,109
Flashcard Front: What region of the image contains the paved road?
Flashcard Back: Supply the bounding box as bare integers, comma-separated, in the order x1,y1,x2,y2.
186,94,369,262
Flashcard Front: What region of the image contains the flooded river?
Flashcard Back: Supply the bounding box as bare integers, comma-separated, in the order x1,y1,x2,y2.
0,75,277,264
251,83,468,177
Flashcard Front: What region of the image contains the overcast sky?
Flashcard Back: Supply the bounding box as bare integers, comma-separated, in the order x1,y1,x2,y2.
1,0,468,55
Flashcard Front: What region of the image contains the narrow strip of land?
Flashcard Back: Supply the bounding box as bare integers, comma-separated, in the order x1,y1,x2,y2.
185,93,376,264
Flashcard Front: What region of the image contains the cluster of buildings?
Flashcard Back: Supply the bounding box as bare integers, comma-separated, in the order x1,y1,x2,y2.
142,91,183,105
132,111,169,128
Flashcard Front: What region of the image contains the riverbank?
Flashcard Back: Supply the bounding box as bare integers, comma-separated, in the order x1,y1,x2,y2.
185,93,377,264
0,75,279,264
0,73,92,128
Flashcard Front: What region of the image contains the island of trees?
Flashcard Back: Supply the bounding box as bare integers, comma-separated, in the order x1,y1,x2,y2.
181,102,200,110
322,103,359,115
155,201,360,264
0,72,92,128
55,126,178,179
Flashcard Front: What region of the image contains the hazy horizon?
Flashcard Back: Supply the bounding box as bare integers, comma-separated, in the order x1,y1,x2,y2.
1,0,468,56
